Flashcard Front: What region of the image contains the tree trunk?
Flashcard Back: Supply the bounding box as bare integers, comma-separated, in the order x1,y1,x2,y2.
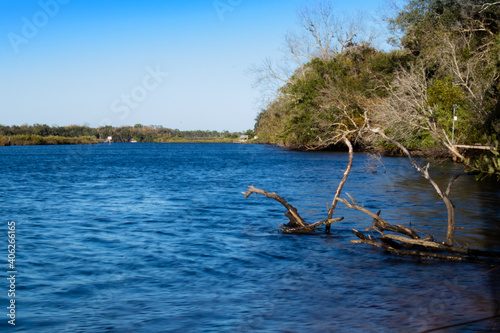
326,137,353,233
444,196,455,246
369,127,459,246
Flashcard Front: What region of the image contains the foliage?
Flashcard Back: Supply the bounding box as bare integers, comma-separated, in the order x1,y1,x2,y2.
253,0,500,178
0,134,101,146
464,138,500,180
255,45,411,148
0,124,245,145
427,77,479,142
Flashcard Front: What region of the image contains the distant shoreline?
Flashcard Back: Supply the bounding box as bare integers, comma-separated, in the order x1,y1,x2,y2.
0,125,252,145
0,135,103,146
0,135,258,146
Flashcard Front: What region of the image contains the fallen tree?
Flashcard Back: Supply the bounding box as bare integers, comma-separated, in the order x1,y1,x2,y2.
369,126,460,246
243,123,500,262
242,136,352,233
338,124,500,262
341,195,500,263
243,185,344,233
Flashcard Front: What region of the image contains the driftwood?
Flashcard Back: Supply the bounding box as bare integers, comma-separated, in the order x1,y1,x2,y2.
344,199,500,263
370,127,460,246
243,129,499,263
350,235,476,262
351,232,499,263
243,186,308,229
339,194,422,239
325,137,353,233
242,136,352,233
331,126,499,262
243,185,344,233
380,233,500,258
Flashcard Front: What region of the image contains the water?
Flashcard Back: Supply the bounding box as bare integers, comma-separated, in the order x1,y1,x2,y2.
0,143,499,332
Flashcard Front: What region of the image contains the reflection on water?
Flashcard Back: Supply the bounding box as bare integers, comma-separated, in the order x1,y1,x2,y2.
0,143,499,332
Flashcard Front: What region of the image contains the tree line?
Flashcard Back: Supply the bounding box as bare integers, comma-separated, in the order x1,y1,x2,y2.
252,0,500,178
0,124,250,145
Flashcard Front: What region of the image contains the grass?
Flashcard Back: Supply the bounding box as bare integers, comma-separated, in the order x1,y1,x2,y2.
0,135,103,146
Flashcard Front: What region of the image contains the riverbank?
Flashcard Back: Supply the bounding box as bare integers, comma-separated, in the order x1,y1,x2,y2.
0,135,103,146
0,136,252,146
266,140,454,159
2,143,498,332
156,137,238,144
370,146,452,158
0,124,250,145
0,136,452,159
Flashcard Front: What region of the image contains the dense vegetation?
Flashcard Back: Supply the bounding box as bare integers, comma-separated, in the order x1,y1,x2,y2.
255,46,413,148
253,0,500,177
0,124,250,146
256,0,500,147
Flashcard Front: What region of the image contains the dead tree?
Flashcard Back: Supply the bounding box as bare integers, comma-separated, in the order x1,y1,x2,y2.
325,136,353,233
242,137,352,233
242,125,500,262
341,194,500,262
369,127,459,246
335,126,500,262
243,186,344,233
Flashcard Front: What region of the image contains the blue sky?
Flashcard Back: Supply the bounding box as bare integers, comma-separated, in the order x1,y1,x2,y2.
1,0,391,131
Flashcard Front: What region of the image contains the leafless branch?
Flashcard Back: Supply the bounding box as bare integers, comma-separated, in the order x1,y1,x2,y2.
243,185,308,228
368,127,458,246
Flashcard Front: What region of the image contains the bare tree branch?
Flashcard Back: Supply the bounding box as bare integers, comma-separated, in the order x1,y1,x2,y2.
339,194,422,239
243,185,308,228
368,127,458,246
481,1,500,13
371,63,466,161
251,0,370,99
325,136,353,233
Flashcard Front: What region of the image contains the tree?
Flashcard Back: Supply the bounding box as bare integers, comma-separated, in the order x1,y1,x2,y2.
291,1,367,61
386,0,500,134
251,0,370,101
254,44,406,149
253,0,500,174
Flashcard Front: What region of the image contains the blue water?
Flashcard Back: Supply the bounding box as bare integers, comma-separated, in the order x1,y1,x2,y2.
0,143,499,332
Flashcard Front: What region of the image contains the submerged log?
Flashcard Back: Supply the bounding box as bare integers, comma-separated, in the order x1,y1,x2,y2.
242,185,345,233
350,236,476,262
243,136,352,233
349,218,500,263
243,186,308,229
339,194,422,239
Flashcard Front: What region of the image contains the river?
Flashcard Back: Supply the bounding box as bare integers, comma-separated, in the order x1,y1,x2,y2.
0,143,499,332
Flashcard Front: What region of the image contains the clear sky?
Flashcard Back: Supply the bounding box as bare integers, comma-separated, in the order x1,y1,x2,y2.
0,0,391,131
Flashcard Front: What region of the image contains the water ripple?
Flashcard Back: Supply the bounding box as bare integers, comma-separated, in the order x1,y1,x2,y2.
0,143,498,332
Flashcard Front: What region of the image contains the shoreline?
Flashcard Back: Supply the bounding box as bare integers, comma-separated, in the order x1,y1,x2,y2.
1,138,453,158
0,138,251,146
0,135,103,146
